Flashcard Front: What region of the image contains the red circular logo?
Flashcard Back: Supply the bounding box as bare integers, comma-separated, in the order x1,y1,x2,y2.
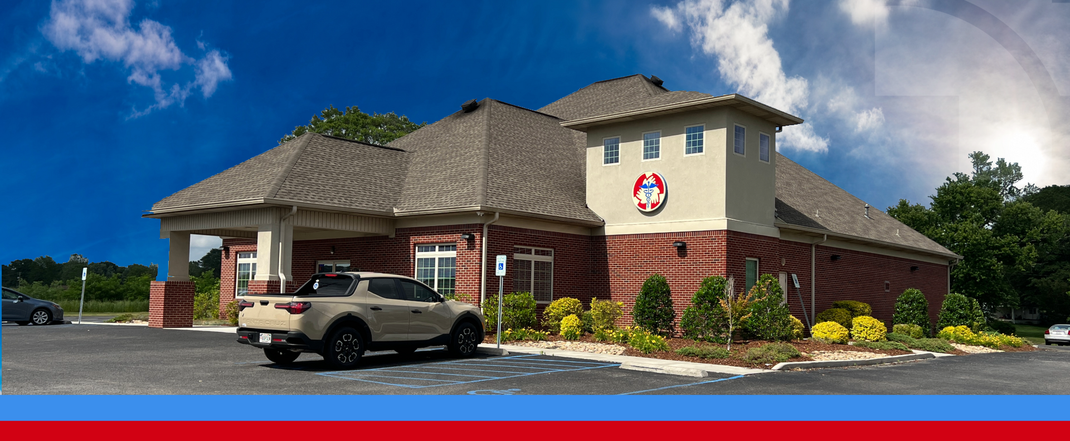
633,172,667,212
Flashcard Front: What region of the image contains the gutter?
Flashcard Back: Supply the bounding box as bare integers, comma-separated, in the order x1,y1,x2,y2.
480,212,500,304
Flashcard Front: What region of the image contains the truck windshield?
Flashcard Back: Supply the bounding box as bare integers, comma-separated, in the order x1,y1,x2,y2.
295,274,356,297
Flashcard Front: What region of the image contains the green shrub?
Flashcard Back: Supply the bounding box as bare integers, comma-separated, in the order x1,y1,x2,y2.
501,328,549,342
542,297,584,333
628,328,670,353
790,315,806,340
893,288,931,337
560,314,583,340
481,292,537,332
936,293,974,330
831,300,873,318
580,311,595,333
851,340,909,351
812,321,849,344
815,308,853,330
680,276,729,343
744,343,801,364
55,300,149,313
969,298,986,332
224,300,239,326
676,345,731,359
937,325,1023,349
589,298,623,331
850,316,887,342
886,332,916,344
742,274,794,341
632,274,675,337
106,313,148,323
892,323,924,339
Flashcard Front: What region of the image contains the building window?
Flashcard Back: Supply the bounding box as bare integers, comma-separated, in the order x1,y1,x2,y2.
514,246,553,303
759,132,770,163
317,260,351,273
415,244,457,295
603,137,620,165
745,258,759,293
685,125,704,155
734,125,746,156
643,131,660,160
236,252,257,297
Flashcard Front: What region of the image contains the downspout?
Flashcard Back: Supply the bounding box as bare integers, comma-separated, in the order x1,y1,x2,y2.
279,206,297,293
811,234,827,321
479,211,500,303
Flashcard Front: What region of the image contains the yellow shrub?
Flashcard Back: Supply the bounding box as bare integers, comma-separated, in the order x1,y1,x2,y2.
850,316,887,342
812,321,849,344
790,315,806,340
560,314,583,340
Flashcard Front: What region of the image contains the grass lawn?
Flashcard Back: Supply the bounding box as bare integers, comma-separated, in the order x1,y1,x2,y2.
1013,324,1048,345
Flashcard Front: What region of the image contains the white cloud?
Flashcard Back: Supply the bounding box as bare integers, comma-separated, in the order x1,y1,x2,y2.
41,0,232,116
657,0,829,152
839,0,890,26
650,5,682,32
855,107,885,132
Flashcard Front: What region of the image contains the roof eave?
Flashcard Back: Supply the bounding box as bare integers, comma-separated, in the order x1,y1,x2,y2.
561,94,805,131
144,198,396,219
393,205,604,227
775,221,962,261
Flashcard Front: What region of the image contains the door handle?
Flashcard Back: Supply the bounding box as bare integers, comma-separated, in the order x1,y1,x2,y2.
411,309,422,313
259,300,268,306
370,306,382,311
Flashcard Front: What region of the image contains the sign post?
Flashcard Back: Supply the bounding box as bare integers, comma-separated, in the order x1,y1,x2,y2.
78,267,87,325
790,273,811,331
495,255,507,348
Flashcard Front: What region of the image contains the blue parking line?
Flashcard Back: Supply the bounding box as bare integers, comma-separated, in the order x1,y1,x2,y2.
317,354,620,389
618,375,746,395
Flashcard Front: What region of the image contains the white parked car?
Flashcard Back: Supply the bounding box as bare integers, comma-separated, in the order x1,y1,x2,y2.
1045,324,1070,346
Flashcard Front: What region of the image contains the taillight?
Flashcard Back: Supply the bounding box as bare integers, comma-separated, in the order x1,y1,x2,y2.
238,301,254,311
1045,329,1050,335
275,302,312,314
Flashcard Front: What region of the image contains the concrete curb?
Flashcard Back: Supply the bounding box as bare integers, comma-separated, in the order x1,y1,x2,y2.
771,352,936,370
476,346,510,356
491,343,767,377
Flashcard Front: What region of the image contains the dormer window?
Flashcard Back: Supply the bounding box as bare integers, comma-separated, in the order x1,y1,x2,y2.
643,131,661,160
734,125,746,156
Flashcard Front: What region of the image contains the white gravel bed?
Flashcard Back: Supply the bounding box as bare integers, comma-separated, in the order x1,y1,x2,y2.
804,350,889,361
504,340,627,355
949,342,1002,353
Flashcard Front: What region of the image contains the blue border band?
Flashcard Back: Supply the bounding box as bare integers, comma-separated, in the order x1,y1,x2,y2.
0,395,1064,421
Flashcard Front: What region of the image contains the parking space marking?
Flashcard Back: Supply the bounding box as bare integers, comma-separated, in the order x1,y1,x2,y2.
618,374,745,395
317,354,620,389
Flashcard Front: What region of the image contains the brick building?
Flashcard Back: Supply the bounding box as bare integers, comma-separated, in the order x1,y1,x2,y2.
144,74,958,330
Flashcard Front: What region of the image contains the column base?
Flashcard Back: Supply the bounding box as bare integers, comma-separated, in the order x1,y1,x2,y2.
149,281,196,328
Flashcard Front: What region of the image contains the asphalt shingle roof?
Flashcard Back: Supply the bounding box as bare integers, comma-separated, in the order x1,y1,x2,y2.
775,153,956,258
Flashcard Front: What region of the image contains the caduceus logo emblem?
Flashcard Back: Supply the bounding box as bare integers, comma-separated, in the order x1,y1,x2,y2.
632,172,666,212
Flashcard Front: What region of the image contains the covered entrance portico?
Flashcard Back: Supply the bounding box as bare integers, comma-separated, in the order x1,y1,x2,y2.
147,205,394,328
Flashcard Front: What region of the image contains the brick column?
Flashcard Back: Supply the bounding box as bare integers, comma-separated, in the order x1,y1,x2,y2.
248,279,281,295
149,281,196,328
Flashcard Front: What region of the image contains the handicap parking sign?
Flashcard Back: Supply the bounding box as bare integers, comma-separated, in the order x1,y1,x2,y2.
495,255,507,276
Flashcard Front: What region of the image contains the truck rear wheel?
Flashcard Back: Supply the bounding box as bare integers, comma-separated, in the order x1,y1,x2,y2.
325,326,364,369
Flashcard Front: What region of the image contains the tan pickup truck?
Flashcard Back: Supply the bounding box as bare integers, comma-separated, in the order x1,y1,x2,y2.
236,272,485,369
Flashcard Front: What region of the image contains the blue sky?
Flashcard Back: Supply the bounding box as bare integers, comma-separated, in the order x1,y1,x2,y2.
2,0,1068,279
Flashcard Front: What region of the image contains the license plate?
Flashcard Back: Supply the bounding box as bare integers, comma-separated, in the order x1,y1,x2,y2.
259,333,272,344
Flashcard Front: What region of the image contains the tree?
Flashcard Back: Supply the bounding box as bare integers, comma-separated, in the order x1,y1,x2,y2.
279,105,425,146
888,151,1051,309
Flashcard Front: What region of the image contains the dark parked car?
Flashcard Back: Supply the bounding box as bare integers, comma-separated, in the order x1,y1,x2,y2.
2,287,65,325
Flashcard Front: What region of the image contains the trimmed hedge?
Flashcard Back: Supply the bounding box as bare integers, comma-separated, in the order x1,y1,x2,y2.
936,293,974,330
850,316,887,342
632,274,675,337
812,321,849,344
893,288,931,336
815,308,853,330
831,300,873,318
542,297,584,333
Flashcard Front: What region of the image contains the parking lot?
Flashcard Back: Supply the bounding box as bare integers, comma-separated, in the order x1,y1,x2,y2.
4,323,1070,396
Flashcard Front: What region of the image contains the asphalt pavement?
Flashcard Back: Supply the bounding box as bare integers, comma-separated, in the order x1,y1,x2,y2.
3,322,1070,395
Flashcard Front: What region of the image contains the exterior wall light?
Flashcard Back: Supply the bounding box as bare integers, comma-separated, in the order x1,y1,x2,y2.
910,266,919,272
460,233,474,240
672,241,686,248
330,245,336,255
222,246,230,254
830,254,841,261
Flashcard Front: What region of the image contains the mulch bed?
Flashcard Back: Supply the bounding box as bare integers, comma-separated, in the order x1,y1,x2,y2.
484,334,1033,369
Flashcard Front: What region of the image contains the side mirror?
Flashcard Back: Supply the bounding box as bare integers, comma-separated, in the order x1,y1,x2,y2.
15,295,25,303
